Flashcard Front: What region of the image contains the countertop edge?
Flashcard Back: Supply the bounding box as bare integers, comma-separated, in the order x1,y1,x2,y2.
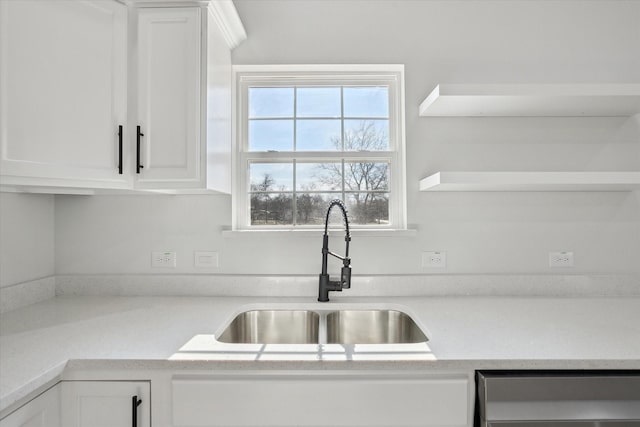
0,361,66,416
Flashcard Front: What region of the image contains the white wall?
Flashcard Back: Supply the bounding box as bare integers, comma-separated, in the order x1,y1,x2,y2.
55,0,640,276
0,193,55,287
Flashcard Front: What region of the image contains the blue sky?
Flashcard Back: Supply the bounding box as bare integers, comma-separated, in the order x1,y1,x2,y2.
249,86,388,119
248,86,390,192
248,86,389,152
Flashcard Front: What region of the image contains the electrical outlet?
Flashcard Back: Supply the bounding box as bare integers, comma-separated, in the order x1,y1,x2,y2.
195,251,219,268
422,251,446,268
152,251,176,268
549,251,574,268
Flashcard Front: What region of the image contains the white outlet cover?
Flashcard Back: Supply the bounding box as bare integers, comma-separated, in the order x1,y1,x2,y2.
152,251,177,268
422,251,446,268
195,251,219,268
549,251,574,267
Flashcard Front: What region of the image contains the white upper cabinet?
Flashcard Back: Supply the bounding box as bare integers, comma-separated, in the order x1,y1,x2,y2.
132,3,241,192
0,0,245,193
134,7,202,189
0,0,129,189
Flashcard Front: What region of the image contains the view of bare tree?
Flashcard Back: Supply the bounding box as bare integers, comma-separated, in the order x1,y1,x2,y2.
251,173,275,193
250,120,389,225
316,120,389,224
250,174,292,224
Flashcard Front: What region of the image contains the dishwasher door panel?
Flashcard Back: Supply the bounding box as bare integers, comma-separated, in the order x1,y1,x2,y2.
477,371,640,427
488,422,640,427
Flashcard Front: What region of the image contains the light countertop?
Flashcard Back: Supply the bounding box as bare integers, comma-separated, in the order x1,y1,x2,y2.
1,295,639,412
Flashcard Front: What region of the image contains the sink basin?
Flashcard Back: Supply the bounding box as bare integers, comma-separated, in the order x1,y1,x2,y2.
217,310,319,344
216,308,428,345
326,310,427,344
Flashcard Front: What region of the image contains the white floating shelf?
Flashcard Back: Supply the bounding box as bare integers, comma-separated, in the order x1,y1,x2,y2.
419,84,640,117
419,172,640,192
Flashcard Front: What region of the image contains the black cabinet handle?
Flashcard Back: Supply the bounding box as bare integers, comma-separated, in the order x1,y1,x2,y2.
136,126,144,174
132,395,142,427
117,125,123,175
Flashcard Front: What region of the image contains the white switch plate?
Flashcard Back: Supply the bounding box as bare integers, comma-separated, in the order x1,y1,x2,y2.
422,251,446,268
195,251,219,268
152,251,176,268
549,251,574,267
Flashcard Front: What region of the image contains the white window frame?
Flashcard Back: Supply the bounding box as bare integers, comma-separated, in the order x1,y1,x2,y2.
232,65,406,231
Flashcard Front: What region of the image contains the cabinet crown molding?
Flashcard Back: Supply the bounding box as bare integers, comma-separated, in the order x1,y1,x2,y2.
126,0,247,50
207,0,247,49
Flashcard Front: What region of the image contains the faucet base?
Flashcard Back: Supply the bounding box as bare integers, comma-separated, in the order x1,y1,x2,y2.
318,273,330,302
318,273,343,302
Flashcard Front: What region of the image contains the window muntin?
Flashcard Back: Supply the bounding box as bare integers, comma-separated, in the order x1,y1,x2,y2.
236,69,405,230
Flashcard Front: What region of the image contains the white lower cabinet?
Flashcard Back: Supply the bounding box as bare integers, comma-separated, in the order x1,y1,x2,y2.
1,372,471,427
172,372,472,427
60,381,150,427
0,385,60,427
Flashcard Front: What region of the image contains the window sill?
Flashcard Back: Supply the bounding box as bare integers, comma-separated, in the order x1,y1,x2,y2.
222,228,417,238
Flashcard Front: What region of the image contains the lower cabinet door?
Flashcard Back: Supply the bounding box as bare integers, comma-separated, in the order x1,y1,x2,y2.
172,372,471,427
0,384,60,427
60,381,150,427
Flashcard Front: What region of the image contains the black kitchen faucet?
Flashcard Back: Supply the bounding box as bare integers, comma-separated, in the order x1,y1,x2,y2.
318,199,351,302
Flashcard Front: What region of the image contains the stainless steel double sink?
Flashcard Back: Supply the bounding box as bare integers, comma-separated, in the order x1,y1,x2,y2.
217,309,428,345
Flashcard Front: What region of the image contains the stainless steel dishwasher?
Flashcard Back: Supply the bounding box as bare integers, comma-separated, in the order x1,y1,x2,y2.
476,371,640,427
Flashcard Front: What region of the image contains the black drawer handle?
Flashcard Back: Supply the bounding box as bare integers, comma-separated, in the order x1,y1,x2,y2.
132,395,142,427
117,125,123,175
136,126,144,174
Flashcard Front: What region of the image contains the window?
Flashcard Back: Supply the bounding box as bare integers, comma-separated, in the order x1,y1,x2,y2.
234,65,406,230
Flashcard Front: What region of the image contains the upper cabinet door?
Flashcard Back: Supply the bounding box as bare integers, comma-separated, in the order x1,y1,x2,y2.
135,7,202,189
0,0,129,189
